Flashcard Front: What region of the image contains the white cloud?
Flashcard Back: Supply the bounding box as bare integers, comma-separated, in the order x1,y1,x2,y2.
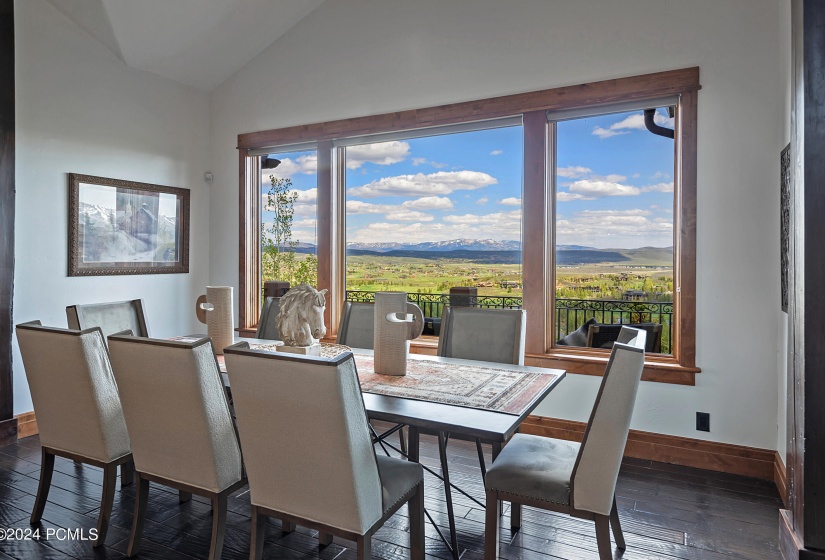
641,182,674,193
651,171,671,180
402,196,454,210
592,111,675,139
262,188,317,217
569,180,640,197
263,155,317,179
412,157,427,166
347,170,497,198
476,197,489,205
557,166,592,178
490,150,503,156
385,211,434,222
412,157,448,168
499,197,521,206
348,210,522,243
556,192,592,202
346,141,410,169
556,208,672,248
346,195,453,215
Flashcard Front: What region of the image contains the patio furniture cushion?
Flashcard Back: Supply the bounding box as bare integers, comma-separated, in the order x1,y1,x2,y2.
485,433,579,506
556,317,597,347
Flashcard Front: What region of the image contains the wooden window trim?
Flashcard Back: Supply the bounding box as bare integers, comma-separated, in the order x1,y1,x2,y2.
238,67,701,385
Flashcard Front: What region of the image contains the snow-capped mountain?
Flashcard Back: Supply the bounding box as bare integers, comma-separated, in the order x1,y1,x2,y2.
346,239,522,252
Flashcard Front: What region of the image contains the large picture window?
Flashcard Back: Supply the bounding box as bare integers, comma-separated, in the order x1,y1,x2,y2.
238,68,700,384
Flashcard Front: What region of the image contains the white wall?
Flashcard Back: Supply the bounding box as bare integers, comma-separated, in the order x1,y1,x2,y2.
209,0,788,449
12,0,211,414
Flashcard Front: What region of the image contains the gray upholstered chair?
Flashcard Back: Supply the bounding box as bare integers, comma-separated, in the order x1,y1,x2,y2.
107,334,244,560
66,299,149,340
484,327,647,560
437,307,527,366
255,296,282,340
223,345,425,560
15,321,133,548
337,301,375,349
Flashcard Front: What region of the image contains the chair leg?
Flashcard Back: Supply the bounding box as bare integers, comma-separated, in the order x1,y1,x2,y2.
319,531,333,547
409,483,424,560
209,493,228,560
282,520,295,533
610,496,626,550
356,535,372,560
510,503,522,531
250,505,266,560
127,475,150,557
93,462,118,547
595,514,613,560
121,459,134,487
484,489,500,560
179,490,192,503
30,448,55,524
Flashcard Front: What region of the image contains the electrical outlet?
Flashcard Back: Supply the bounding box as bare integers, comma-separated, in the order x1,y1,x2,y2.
696,412,710,432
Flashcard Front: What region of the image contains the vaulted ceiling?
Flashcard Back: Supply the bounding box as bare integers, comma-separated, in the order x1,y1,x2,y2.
45,0,326,91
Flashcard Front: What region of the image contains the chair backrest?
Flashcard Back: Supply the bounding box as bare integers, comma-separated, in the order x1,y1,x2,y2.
586,322,663,353
337,301,376,349
224,345,383,535
66,300,149,341
437,307,526,365
571,326,646,516
15,321,130,463
107,335,242,493
255,296,282,340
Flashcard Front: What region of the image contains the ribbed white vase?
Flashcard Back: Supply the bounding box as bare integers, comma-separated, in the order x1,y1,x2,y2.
374,292,424,376
204,286,234,355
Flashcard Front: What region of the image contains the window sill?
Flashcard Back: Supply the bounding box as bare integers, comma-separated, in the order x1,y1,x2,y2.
527,348,699,386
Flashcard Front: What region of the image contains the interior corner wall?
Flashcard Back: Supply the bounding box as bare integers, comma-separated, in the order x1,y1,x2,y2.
12,0,211,414
209,0,788,449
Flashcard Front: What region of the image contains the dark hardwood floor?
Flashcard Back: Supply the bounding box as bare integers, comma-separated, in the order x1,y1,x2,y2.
0,430,783,560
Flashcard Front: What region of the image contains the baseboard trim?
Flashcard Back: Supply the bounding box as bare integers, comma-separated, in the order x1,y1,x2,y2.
0,417,18,447
779,509,825,559
520,415,775,481
775,451,788,508
15,411,37,439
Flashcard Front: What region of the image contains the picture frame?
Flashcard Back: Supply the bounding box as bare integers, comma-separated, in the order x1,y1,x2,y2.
68,173,190,276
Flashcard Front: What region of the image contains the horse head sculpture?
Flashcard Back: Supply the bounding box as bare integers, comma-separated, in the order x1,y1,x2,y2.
276,284,328,346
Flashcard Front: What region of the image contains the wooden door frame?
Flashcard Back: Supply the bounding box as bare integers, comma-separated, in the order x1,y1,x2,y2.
0,0,16,447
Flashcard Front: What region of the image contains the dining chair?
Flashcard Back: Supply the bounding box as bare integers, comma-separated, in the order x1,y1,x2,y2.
66,299,149,340
107,334,245,560
337,301,375,349
484,327,647,560
587,322,663,353
255,296,282,340
437,306,527,365
223,344,425,560
15,321,134,548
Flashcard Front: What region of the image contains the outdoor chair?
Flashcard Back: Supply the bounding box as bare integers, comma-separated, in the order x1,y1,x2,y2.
224,345,425,560
107,334,244,560
587,322,662,353
15,321,133,548
484,327,647,560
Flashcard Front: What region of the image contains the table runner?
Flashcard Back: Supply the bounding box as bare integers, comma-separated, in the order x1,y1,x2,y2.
355,355,559,415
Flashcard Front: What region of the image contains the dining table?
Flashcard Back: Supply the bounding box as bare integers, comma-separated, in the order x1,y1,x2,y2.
198,336,566,559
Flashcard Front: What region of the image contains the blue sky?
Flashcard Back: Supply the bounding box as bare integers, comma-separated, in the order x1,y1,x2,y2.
262,108,674,249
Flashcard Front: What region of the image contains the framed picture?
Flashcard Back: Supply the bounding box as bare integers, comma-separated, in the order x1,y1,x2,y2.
68,174,190,276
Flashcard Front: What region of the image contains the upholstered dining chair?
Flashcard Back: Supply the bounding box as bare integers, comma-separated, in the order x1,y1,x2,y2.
15,321,133,548
107,334,245,560
255,296,282,340
484,327,647,560
223,344,425,560
437,307,527,365
66,299,149,340
337,301,376,349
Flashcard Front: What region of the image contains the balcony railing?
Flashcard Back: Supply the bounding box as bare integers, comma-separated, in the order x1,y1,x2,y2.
345,290,673,353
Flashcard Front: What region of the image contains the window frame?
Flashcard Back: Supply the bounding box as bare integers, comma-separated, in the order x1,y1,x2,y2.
237,68,701,384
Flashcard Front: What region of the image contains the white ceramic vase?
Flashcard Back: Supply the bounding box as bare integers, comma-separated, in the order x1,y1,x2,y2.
199,286,234,355
373,292,424,376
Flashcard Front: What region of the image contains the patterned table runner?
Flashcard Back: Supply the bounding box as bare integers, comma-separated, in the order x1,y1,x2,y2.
355,355,559,415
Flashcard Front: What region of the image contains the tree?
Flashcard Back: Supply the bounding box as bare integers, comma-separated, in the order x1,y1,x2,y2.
261,175,318,286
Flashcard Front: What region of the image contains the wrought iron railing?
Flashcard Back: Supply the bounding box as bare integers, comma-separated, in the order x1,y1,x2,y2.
345,290,673,353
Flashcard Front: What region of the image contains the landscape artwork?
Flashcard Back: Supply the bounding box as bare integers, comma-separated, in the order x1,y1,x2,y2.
68,174,189,276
